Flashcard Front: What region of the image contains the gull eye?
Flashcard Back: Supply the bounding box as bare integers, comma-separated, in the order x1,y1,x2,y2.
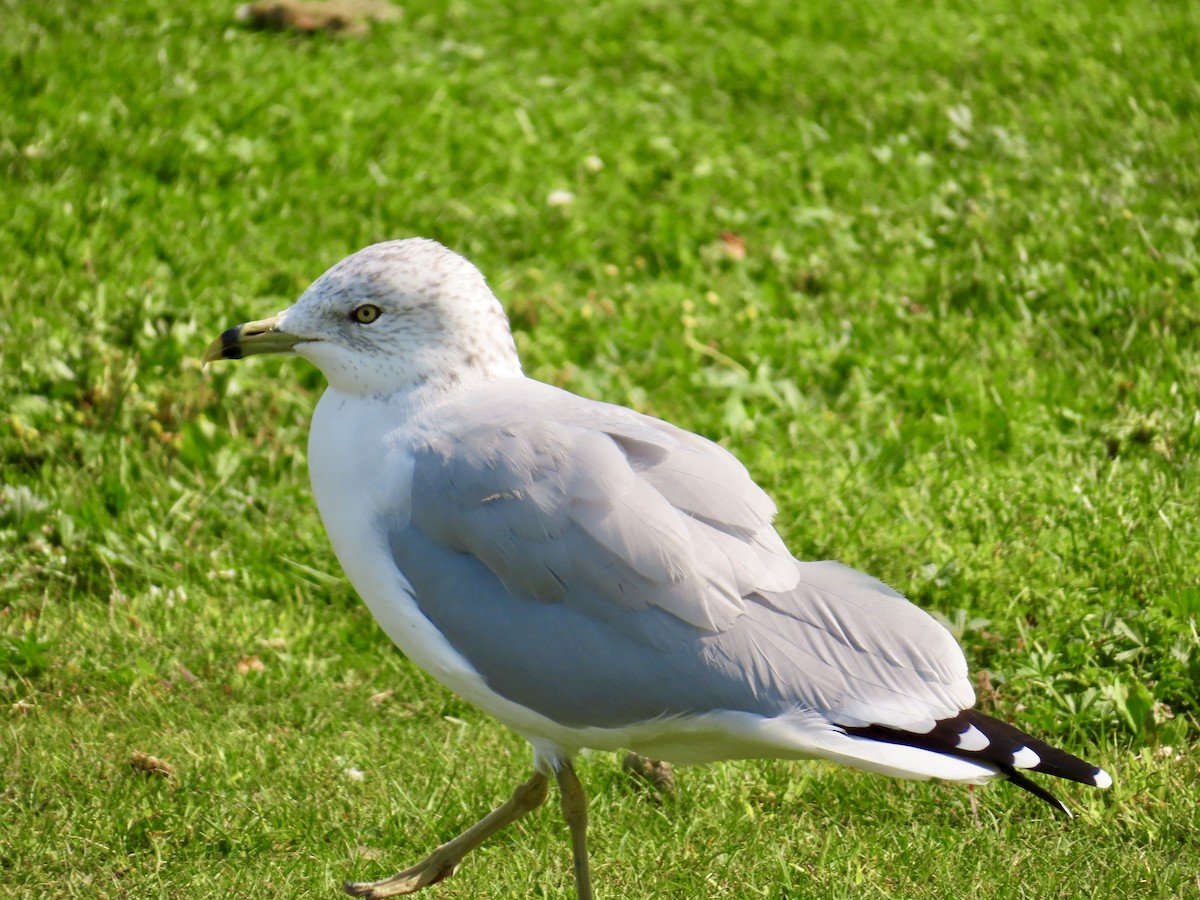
351,304,382,324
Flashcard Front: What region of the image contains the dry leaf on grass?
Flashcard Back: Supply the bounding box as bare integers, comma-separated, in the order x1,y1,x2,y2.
235,0,401,36
719,231,747,261
130,751,174,778
235,655,265,674
621,751,676,804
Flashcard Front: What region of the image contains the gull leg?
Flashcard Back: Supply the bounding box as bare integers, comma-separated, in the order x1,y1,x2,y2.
345,771,550,898
555,762,594,900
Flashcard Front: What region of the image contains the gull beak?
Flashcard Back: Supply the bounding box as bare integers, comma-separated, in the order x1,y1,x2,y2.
202,313,303,364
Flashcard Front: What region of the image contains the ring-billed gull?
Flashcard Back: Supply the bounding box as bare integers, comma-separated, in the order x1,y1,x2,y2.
204,239,1111,899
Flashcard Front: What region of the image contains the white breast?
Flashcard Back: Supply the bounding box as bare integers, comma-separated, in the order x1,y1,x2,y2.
307,388,591,758
308,389,450,678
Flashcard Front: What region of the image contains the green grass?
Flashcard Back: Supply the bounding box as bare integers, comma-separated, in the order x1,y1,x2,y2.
3,0,1199,895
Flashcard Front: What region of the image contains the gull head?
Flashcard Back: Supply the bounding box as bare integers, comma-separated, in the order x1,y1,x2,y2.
203,238,523,397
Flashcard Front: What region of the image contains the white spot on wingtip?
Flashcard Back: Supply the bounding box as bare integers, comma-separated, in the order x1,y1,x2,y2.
1010,745,1042,769
1093,768,1113,789
955,723,991,752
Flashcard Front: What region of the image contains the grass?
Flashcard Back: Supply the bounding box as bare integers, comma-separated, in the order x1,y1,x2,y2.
2,0,1199,895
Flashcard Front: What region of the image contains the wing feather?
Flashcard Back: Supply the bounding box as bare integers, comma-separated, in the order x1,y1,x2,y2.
398,379,972,731
410,381,795,633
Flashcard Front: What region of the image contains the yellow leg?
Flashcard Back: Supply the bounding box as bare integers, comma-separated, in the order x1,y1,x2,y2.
345,771,550,898
555,762,594,900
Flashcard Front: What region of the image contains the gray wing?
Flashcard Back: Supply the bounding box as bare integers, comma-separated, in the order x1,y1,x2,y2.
392,379,973,731
410,380,798,633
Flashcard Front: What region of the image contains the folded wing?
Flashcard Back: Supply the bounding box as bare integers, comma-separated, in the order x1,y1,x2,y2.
396,379,973,733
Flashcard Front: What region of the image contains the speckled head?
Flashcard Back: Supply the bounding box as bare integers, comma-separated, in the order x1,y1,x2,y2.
204,238,524,397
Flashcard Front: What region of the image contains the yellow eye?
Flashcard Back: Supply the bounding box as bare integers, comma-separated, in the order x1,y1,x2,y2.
352,304,382,324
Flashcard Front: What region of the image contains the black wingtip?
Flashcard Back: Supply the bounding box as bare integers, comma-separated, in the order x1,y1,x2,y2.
959,711,1109,788
840,708,1109,815
1003,766,1073,816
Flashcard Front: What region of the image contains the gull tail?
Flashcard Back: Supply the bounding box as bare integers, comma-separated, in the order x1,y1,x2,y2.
842,709,1111,816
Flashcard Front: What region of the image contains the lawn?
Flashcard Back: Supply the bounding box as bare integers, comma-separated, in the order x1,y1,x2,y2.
3,0,1199,896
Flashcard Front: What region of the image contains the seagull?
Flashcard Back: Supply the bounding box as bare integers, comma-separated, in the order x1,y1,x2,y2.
204,238,1111,899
